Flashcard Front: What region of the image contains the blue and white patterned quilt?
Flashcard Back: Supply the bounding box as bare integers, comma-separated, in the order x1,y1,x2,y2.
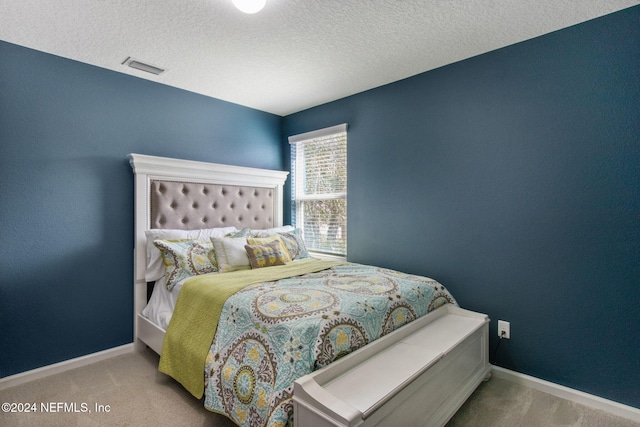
202,262,456,427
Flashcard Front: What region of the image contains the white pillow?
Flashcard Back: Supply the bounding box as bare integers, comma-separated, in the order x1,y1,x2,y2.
211,237,251,272
144,227,237,281
252,225,294,234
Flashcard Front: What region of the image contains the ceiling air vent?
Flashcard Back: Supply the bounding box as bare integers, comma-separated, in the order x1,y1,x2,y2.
122,57,166,75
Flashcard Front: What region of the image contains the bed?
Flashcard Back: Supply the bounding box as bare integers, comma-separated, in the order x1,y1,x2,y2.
129,153,490,427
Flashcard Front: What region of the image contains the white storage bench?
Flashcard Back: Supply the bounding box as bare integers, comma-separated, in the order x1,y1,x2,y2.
293,304,490,427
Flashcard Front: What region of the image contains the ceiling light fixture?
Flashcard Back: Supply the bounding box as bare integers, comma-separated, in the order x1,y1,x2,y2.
232,0,266,14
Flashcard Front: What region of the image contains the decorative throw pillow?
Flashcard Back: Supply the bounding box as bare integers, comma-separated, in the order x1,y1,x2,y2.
278,229,311,260
250,228,310,260
211,237,252,272
244,240,288,269
226,227,251,238
144,227,236,282
153,239,218,290
247,235,292,263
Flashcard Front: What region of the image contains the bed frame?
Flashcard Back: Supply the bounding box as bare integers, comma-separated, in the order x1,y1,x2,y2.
129,153,489,426
129,153,289,353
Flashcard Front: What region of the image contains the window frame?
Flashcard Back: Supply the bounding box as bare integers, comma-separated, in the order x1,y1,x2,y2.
289,123,348,259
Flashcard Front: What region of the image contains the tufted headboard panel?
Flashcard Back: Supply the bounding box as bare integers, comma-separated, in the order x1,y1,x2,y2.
129,152,289,284
150,180,275,230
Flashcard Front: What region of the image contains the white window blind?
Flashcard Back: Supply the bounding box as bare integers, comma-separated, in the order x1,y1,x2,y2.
289,124,347,257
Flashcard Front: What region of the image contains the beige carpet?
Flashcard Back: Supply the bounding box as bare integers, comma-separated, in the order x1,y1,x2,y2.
447,375,639,427
0,348,637,427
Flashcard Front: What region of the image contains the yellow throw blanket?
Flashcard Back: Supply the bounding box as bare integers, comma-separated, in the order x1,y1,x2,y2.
158,258,345,398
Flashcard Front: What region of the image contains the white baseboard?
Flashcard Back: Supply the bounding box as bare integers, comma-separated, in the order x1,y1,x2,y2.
2,350,638,423
0,344,134,391
491,365,640,423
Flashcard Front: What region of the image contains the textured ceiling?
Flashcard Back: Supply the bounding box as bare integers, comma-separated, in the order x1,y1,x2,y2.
1,0,638,116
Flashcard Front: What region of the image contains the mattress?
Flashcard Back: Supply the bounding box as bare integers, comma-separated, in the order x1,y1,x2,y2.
142,276,182,331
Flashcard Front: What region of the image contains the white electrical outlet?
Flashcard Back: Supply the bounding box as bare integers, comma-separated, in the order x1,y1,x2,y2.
498,320,510,339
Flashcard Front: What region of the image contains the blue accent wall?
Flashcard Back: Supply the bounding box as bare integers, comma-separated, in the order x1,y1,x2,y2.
283,6,640,408
0,41,283,377
2,5,638,410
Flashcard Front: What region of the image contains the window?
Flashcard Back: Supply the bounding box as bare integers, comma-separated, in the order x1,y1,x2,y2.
289,124,347,257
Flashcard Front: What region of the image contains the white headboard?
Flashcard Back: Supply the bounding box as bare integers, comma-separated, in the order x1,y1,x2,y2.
128,153,289,348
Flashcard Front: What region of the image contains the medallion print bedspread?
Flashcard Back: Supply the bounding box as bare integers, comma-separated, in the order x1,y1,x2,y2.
203,262,456,427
